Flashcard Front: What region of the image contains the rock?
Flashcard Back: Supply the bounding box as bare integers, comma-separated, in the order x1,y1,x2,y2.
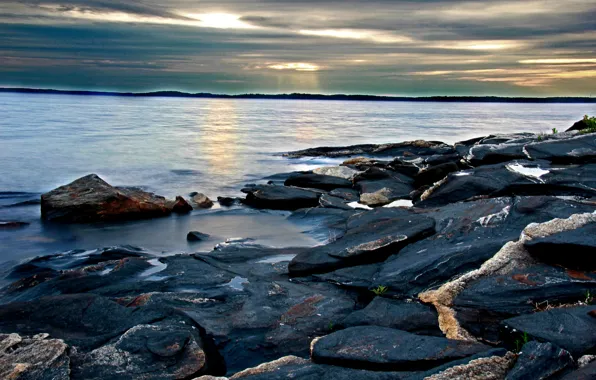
205,355,418,380
172,195,194,213
414,162,460,188
312,263,382,290
0,221,29,229
425,351,516,380
501,305,596,357
40,174,173,223
356,171,414,206
339,297,442,336
284,173,352,191
0,333,70,380
289,208,435,276
241,185,320,210
329,188,360,202
505,341,573,380
559,360,596,379
387,158,420,177
417,160,596,207
71,323,210,379
566,118,591,132
466,143,528,166
359,187,394,206
191,193,214,208
374,196,595,298
454,265,596,343
188,231,211,242
313,166,359,180
342,157,375,166
217,196,241,207
524,222,596,270
319,194,352,210
285,140,455,159
524,133,596,164
311,326,491,371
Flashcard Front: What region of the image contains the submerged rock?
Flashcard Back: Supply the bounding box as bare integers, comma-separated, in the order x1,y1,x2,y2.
40,174,174,223
311,326,491,371
191,192,214,208
171,195,193,214
188,231,211,241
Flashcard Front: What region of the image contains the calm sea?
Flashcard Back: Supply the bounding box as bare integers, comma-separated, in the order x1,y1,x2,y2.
0,93,594,264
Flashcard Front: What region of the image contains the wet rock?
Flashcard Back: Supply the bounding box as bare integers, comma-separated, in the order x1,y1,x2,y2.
501,305,596,357
241,185,320,210
505,341,573,380
312,263,381,290
524,222,596,270
525,133,596,164
172,196,194,214
313,166,359,180
41,174,173,223
71,323,210,379
0,333,70,380
356,170,414,206
454,265,596,343
319,194,352,210
289,208,435,276
284,173,352,191
339,297,442,336
414,162,459,188
311,326,491,371
0,221,29,229
188,231,211,242
387,159,420,177
191,193,214,208
285,140,455,159
217,197,242,207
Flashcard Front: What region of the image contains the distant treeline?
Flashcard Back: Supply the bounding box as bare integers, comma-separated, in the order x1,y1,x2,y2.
1,87,595,103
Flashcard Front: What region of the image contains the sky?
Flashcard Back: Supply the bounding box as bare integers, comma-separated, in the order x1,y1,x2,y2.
1,0,595,96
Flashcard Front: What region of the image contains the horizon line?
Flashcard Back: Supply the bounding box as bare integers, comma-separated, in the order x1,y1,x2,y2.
1,87,595,103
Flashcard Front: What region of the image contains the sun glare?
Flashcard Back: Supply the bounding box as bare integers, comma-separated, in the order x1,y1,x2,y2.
268,63,320,72
186,13,255,29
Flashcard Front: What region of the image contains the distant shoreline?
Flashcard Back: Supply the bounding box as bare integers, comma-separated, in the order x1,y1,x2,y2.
1,87,595,103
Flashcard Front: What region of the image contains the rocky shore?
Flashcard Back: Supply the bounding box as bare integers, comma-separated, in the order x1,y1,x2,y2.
1,121,596,379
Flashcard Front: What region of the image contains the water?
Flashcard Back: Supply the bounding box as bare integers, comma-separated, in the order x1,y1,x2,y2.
0,93,594,263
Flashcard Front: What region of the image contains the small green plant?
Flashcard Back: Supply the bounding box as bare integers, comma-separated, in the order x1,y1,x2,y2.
580,115,596,134
514,331,531,352
371,285,389,296
586,290,593,304
328,321,335,331
552,128,558,134
536,133,545,141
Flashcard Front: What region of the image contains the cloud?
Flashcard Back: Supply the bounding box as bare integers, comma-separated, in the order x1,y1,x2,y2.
0,0,594,95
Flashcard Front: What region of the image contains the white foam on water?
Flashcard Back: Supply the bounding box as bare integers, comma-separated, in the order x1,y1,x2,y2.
347,201,373,210
383,200,414,208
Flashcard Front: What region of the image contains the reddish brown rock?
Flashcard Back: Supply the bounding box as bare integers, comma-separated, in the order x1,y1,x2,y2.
41,174,179,223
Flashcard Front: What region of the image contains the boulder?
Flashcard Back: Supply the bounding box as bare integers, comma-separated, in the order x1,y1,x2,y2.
501,305,596,357
71,323,210,379
311,326,491,371
187,231,211,242
40,174,174,223
524,133,596,164
284,173,352,191
313,166,359,180
329,188,360,202
414,162,460,188
505,341,573,380
289,208,435,276
454,265,596,342
566,118,591,132
339,297,442,336
217,196,241,207
172,196,193,214
417,160,596,207
0,333,70,380
466,143,528,166
355,169,415,206
319,194,352,210
524,222,596,270
191,192,214,208
241,185,320,210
